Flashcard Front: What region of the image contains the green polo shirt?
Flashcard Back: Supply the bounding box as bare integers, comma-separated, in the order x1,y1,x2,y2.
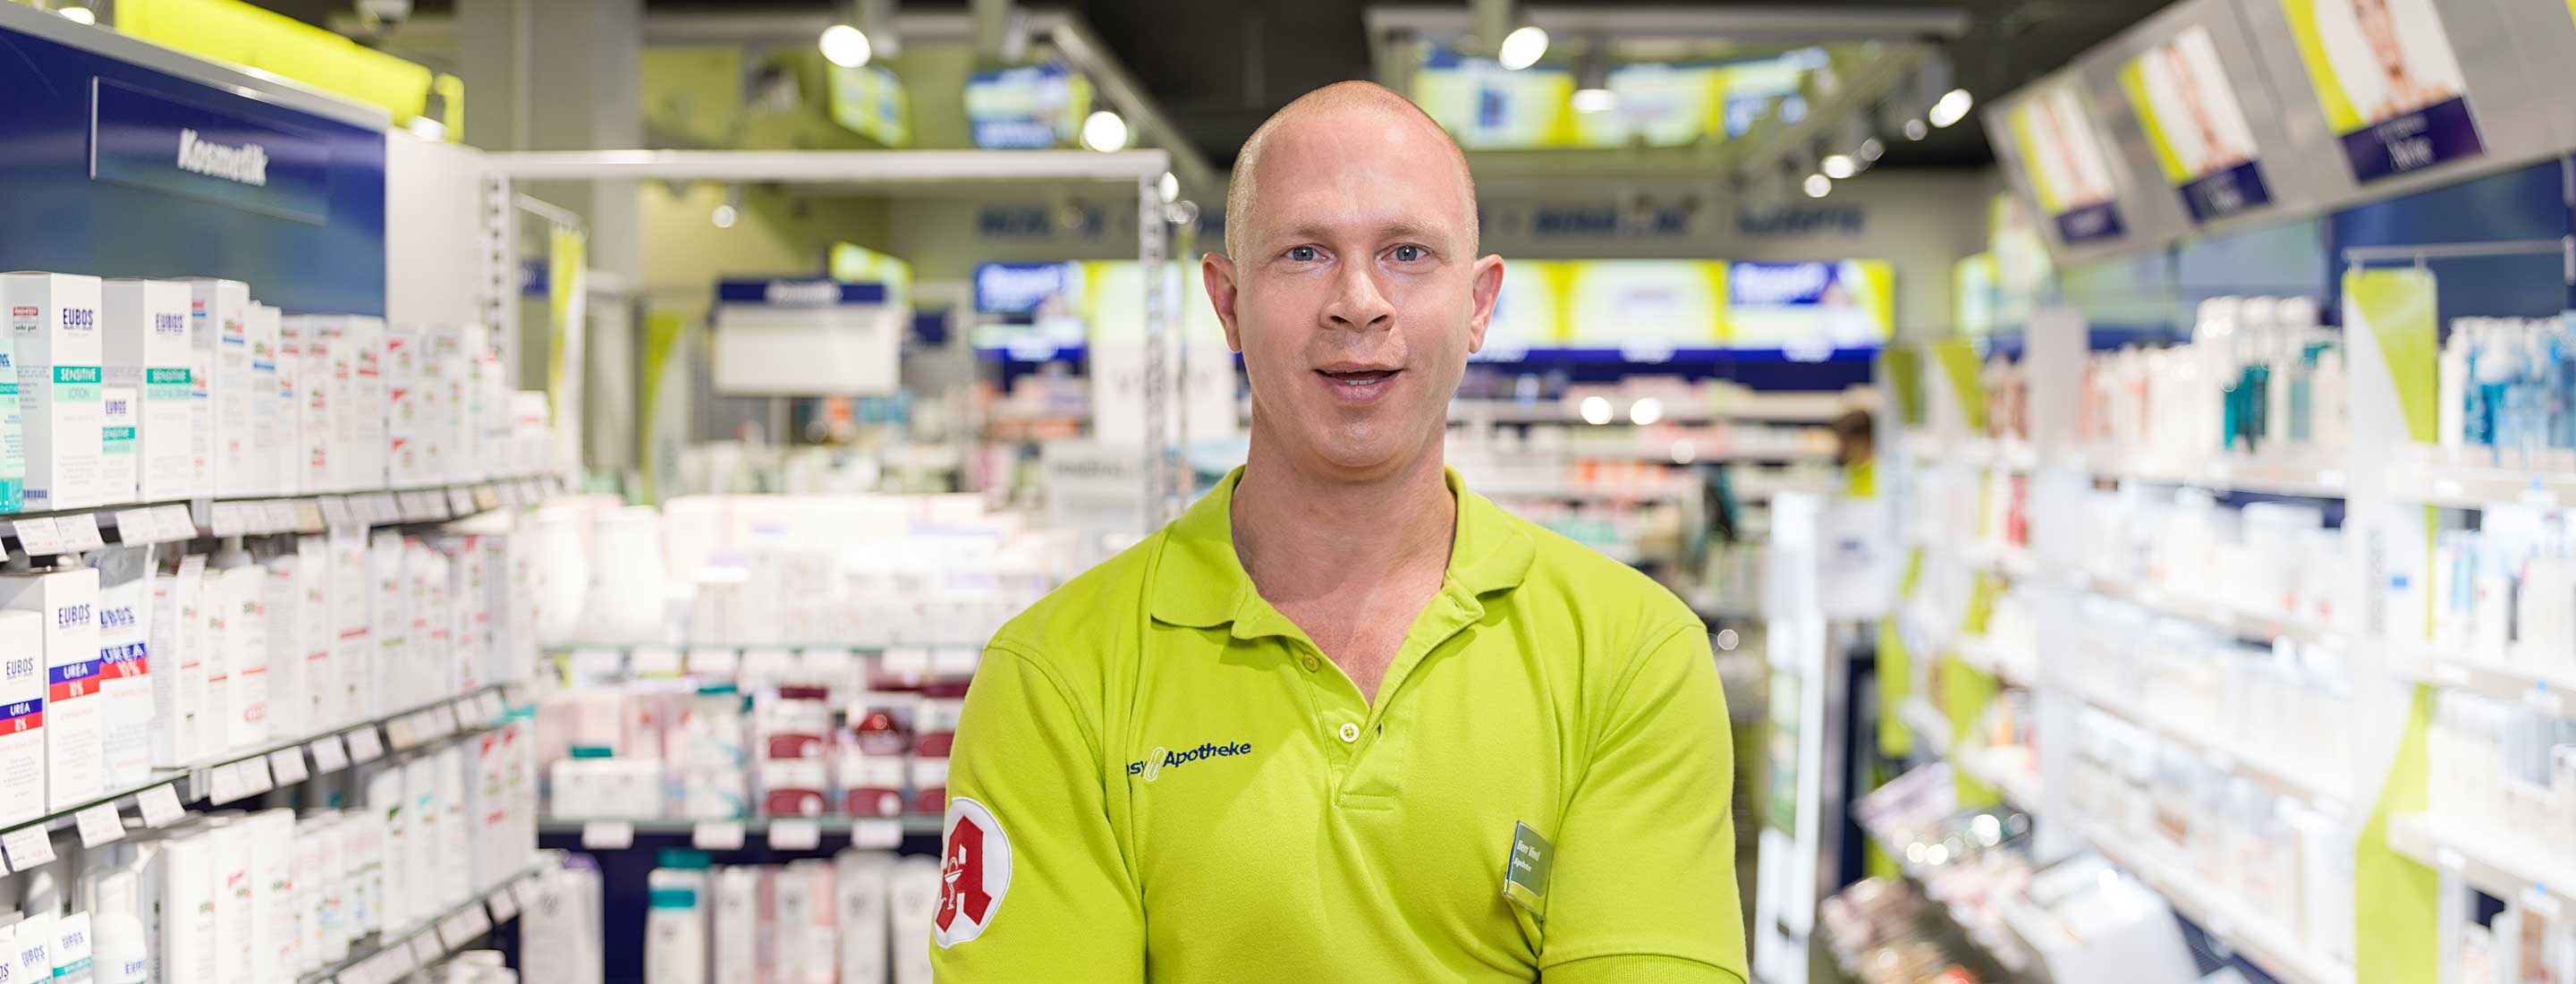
931,467,1746,982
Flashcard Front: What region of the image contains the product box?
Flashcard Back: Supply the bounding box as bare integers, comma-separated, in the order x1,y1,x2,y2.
546,756,664,820
219,562,269,751
327,530,369,725
247,809,296,983
402,757,440,918
343,318,386,492
368,533,408,721
709,866,759,984
294,536,334,731
261,549,308,741
101,279,194,502
303,317,352,494
206,819,253,984
51,912,89,984
407,542,452,698
98,383,137,506
247,303,284,496
759,759,829,817
835,851,891,984
149,828,221,984
4,272,106,510
94,545,156,789
279,317,322,496
838,753,906,819
886,857,939,984
182,279,250,497
0,610,47,827
0,281,23,513
0,565,104,811
383,326,426,487
148,555,208,769
13,912,52,984
365,767,405,932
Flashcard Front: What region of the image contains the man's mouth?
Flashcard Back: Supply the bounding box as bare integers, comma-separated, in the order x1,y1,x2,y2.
1317,369,1399,386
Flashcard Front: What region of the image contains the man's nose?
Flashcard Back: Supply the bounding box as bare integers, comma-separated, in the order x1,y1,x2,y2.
1321,264,1394,331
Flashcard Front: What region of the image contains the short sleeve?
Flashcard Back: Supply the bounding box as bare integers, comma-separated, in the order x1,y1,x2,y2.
1537,622,1749,983
928,645,1146,981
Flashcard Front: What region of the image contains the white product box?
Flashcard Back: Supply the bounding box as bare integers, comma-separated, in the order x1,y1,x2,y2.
443,536,490,693
383,326,426,487
305,318,352,494
100,279,194,501
147,556,208,768
0,284,22,513
835,851,891,984
402,757,440,918
261,550,308,740
759,759,829,818
282,317,330,496
546,757,664,820
13,912,53,984
781,859,836,984
0,565,104,811
248,809,296,983
343,318,386,491
183,279,250,497
207,819,253,984
246,303,284,496
367,533,408,721
94,545,156,789
149,829,220,984
197,561,230,762
0,610,46,827
218,563,269,751
299,813,345,968
350,794,386,936
293,536,333,732
98,384,137,506
365,768,405,932
408,542,452,698
710,866,758,984
511,392,549,478
50,912,89,984
4,272,106,510
435,746,470,903
326,530,369,725
289,815,325,976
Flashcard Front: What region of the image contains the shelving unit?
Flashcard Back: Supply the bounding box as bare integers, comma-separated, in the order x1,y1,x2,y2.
2072,692,2351,810
2385,813,2576,919
2064,817,2356,984
301,861,550,984
2385,462,2576,510
2,474,566,556
2392,651,2573,717
539,815,944,848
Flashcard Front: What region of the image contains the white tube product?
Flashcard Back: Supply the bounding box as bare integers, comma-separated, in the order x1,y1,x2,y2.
710,866,758,984
403,756,441,918
887,856,941,984
436,746,470,904
642,867,708,984
0,609,46,827
246,303,283,497
248,808,296,983
216,550,268,751
99,279,193,501
408,541,451,699
0,565,102,812
147,555,208,769
206,819,252,984
96,380,135,509
368,766,407,932
835,851,891,984
275,315,307,496
294,535,334,732
88,868,146,984
301,813,346,968
91,546,154,789
521,862,603,984
346,801,386,937
1,272,105,511
148,827,217,984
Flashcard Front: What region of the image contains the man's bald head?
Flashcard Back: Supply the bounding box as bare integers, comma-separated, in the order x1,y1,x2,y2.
1224,81,1479,260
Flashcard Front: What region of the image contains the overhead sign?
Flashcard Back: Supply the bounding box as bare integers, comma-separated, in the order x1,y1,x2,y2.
2275,0,2483,182
1725,260,1894,356
1410,50,1573,149
1572,63,1719,148
971,262,1078,316
711,278,901,395
89,78,333,224
964,63,1090,149
2121,26,2274,221
2004,81,2129,246
827,64,910,148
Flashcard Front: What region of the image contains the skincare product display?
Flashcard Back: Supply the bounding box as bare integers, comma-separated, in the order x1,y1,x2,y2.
2080,296,2346,466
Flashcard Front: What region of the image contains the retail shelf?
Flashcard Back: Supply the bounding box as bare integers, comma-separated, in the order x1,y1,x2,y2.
2064,815,2355,984
2393,651,2574,716
1953,634,2035,687
2385,460,2576,510
1857,819,2039,976
539,815,944,846
6,681,521,844
2061,568,2342,650
2072,448,2350,499
0,473,568,556
2074,693,2351,810
301,861,547,984
1900,699,1953,759
1956,750,2043,812
2385,814,2576,919
1448,397,1847,426
1476,481,1699,503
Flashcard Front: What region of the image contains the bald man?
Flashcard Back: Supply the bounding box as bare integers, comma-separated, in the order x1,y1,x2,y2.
932,81,1747,983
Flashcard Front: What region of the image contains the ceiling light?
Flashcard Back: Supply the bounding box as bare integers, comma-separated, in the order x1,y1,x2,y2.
1821,154,1856,180
1928,88,1974,128
1571,89,1615,115
711,204,737,229
1497,25,1549,71
713,186,742,228
1902,117,1930,140
1629,397,1664,426
1157,172,1180,204
1858,138,1885,162
1080,110,1129,152
56,5,95,24
1803,174,1833,199
1578,395,1614,426
819,24,873,68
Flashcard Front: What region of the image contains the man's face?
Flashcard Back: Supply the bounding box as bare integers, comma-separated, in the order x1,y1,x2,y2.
1204,107,1505,483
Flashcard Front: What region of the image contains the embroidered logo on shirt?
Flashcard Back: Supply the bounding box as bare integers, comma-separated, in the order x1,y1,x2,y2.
935,797,1012,948
1127,741,1255,783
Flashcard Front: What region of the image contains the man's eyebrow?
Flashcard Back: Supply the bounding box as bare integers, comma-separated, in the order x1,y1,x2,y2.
1267,220,1458,245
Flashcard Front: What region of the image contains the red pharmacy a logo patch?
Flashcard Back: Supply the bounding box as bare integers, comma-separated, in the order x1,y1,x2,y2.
935,797,1012,947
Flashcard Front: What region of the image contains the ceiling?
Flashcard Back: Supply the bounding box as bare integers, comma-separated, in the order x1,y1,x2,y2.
267,0,2182,170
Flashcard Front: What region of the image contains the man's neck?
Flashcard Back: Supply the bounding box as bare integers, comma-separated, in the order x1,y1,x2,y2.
1230,441,1457,605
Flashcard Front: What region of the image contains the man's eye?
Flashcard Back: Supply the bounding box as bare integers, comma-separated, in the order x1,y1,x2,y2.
1392,245,1425,262
1287,246,1320,261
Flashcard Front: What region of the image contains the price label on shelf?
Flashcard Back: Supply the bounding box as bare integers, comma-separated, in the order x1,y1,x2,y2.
137,784,185,827
478,691,508,721
447,486,477,515
238,756,274,795
437,702,464,735
208,503,250,537
72,802,124,849
852,819,902,850
109,507,155,540
407,935,444,969
267,748,310,786
318,496,355,529
208,762,246,805
486,887,519,923
309,735,350,774
581,820,634,850
3,825,56,871
55,513,103,553
261,501,299,532
691,821,745,851
152,505,198,541
385,717,419,751
630,647,683,679
767,819,821,852
346,726,386,763
11,517,65,556
292,501,326,533
473,485,501,512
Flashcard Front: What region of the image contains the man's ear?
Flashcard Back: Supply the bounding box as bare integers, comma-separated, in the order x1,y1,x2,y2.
1202,252,1242,352
1465,254,1504,353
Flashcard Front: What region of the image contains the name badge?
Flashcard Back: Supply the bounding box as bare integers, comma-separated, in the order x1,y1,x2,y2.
1501,822,1554,919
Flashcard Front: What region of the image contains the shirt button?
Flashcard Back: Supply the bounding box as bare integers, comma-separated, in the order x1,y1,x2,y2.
1337,722,1361,743
1301,655,1320,673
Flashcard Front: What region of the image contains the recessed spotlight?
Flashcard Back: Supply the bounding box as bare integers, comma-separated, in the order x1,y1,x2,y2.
1497,25,1549,71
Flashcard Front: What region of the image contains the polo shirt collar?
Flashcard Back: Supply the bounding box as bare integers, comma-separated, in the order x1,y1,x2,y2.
1149,465,1534,637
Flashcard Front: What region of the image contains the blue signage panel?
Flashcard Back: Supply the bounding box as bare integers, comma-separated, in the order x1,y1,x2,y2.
714,280,888,307
2339,98,2484,185
90,78,334,225
0,20,386,316
972,262,1073,315
964,64,1082,149
2177,160,2273,223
